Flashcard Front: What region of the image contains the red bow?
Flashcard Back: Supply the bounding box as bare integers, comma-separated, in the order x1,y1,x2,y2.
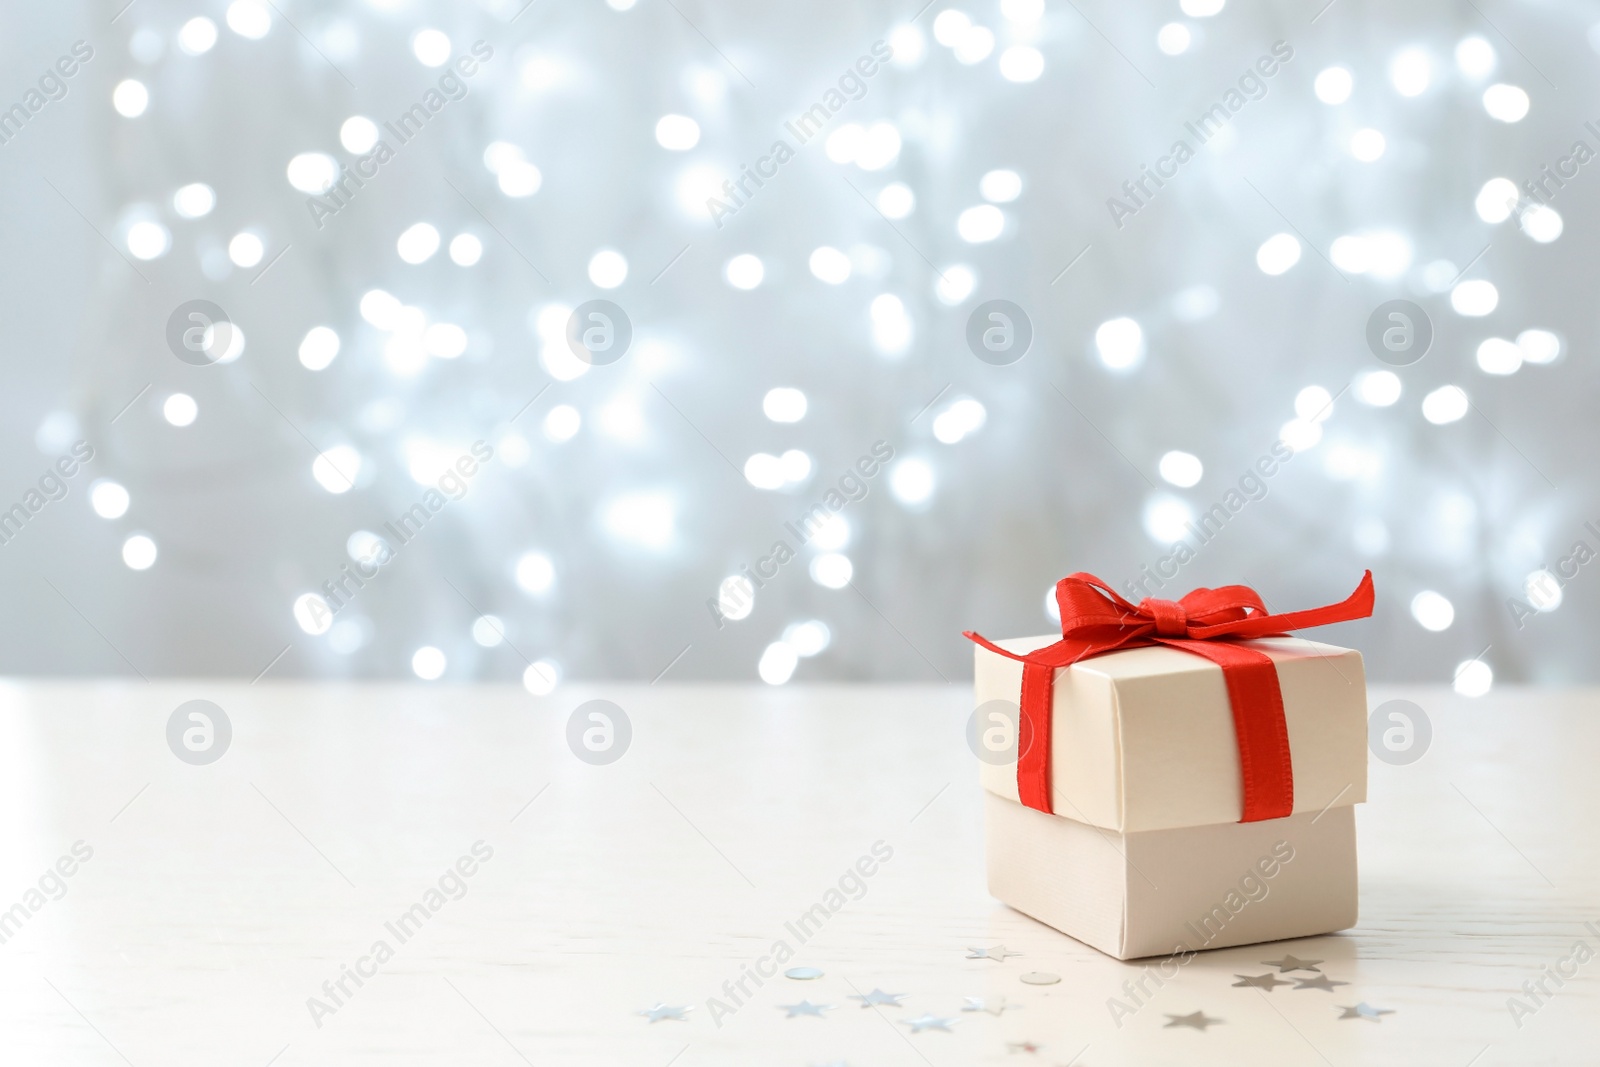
965,572,1374,823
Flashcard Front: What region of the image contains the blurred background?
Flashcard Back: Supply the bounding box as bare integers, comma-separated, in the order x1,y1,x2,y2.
1,0,1594,687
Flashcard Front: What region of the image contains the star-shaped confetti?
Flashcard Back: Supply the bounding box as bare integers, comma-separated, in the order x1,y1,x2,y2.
848,988,906,1008
1337,1002,1396,1022
1164,1010,1223,1031
1262,954,1323,973
1293,974,1350,992
1007,1039,1043,1053
967,945,1022,962
637,1003,692,1022
1233,972,1291,991
904,1013,958,1033
779,999,833,1018
962,995,1019,1015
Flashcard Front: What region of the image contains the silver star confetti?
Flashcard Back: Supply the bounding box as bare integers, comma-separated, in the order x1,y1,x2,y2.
779,999,833,1018
1233,972,1292,991
1262,954,1323,973
1164,1010,1223,1031
785,966,824,980
967,944,1022,962
848,988,906,1008
962,995,1019,1015
1293,974,1351,992
637,1003,692,1023
904,1013,958,1033
1337,1002,1396,1022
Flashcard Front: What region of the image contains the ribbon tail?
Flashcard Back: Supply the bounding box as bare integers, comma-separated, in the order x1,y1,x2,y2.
1017,661,1055,814
962,630,1030,662
1188,571,1375,641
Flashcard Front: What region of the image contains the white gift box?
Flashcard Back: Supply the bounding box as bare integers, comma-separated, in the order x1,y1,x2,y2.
974,634,1368,960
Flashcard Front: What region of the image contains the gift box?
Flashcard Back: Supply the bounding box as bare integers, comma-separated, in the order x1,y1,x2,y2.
967,573,1373,960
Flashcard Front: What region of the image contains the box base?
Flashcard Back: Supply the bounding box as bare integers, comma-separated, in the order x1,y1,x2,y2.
985,791,1358,960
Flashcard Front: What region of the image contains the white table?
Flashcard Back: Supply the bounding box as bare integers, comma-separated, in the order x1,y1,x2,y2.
0,682,1593,1065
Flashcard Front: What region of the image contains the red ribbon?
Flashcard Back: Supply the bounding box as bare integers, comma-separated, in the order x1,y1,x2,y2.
965,571,1374,823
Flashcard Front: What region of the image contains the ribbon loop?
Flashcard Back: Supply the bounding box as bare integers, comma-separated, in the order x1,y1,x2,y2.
965,571,1373,824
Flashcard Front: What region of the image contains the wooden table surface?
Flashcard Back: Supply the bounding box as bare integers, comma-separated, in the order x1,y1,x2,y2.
0,682,1594,1065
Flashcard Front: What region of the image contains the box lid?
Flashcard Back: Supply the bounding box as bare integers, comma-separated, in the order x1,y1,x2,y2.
974,635,1367,833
